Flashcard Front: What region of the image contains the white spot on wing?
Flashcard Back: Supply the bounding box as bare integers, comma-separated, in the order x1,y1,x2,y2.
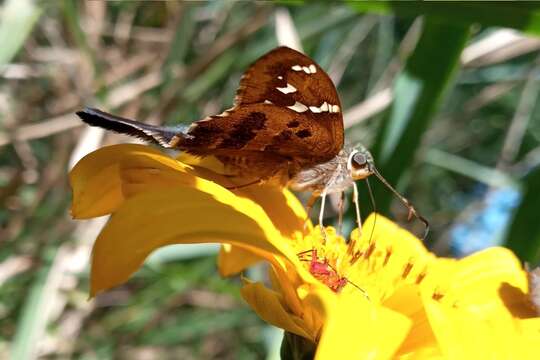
277,83,297,94
287,101,308,113
302,66,310,74
264,100,273,104
309,64,316,73
277,75,283,80
291,65,302,71
216,110,231,117
320,102,329,112
306,102,340,114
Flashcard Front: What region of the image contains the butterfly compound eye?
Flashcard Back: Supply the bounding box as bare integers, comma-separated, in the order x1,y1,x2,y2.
350,151,373,180
352,152,367,168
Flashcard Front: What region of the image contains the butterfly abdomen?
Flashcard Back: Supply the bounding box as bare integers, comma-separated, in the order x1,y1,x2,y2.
76,107,185,148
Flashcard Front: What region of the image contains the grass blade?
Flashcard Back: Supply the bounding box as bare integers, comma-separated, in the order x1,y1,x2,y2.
361,19,470,215
348,1,540,36
0,0,42,64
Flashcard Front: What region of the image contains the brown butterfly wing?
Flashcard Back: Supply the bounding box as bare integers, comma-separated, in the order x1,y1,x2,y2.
182,103,335,161
234,46,344,157
179,47,344,177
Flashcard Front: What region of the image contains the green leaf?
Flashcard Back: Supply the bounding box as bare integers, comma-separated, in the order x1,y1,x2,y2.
0,0,42,64
11,248,58,360
183,50,237,102
505,166,540,265
348,1,540,36
163,5,195,77
424,149,517,189
367,19,470,214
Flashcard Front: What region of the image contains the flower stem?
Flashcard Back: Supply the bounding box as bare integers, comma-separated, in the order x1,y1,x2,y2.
280,332,316,360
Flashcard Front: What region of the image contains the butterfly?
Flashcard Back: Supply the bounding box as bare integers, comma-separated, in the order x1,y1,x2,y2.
77,46,428,238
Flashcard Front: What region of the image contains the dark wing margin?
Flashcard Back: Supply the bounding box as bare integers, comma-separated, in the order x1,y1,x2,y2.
76,107,183,148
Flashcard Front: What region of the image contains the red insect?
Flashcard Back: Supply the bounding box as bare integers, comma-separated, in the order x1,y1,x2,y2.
298,249,348,293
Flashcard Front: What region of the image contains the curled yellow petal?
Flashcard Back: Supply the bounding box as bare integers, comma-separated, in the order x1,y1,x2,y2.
217,244,261,277
240,281,313,340
70,144,162,218
120,150,305,237
91,186,292,296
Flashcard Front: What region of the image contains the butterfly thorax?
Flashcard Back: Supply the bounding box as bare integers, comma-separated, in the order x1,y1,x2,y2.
288,145,375,195
288,148,354,195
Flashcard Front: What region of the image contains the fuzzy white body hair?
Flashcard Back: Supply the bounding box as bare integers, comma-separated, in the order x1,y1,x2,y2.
288,147,356,195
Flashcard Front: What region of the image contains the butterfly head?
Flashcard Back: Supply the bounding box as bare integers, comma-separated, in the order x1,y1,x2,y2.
347,146,374,180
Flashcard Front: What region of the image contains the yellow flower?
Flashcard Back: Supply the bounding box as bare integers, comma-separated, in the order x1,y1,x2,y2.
70,144,540,359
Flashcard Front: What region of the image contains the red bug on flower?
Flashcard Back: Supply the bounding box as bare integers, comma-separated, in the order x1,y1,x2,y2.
299,249,348,293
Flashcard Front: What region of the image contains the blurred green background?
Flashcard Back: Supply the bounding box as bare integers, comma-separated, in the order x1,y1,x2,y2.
1,1,540,359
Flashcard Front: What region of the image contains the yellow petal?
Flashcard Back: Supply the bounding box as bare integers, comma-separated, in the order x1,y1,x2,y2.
384,285,438,355
71,164,122,219
397,346,443,360
353,214,430,261
316,291,411,360
240,281,313,340
90,186,292,296
518,318,540,356
423,293,518,360
217,244,261,277
70,144,162,218
180,152,308,234
118,149,308,277
268,263,307,318
347,214,434,301
118,150,200,197
428,247,534,317
215,187,307,275
236,186,306,238
120,150,306,238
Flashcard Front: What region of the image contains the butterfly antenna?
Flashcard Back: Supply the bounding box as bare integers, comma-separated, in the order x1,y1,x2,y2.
364,178,378,245
371,167,429,241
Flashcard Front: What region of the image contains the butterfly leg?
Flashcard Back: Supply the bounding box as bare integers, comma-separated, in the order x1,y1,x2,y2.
337,191,345,235
318,189,328,241
352,181,363,236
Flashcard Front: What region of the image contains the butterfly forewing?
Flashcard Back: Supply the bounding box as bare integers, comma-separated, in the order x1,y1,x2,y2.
183,47,344,173
183,104,336,161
